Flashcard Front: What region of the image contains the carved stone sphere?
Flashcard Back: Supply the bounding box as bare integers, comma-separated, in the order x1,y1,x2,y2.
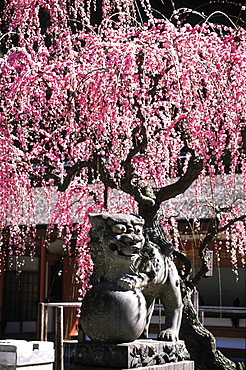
80,282,147,343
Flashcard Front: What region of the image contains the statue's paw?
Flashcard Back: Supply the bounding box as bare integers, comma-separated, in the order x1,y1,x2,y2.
117,275,137,290
157,329,178,342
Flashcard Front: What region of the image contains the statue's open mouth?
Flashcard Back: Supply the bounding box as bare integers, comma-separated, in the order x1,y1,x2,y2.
108,242,133,258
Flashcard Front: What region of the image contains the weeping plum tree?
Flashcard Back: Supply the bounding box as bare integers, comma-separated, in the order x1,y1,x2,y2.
0,1,245,369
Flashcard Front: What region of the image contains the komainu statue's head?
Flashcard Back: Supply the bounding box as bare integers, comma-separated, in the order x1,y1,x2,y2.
88,213,145,261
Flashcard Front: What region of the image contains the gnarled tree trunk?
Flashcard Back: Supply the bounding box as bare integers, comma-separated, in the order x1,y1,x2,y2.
180,284,244,370
138,203,245,370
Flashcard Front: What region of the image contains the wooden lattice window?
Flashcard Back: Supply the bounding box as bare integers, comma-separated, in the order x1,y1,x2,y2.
4,271,39,322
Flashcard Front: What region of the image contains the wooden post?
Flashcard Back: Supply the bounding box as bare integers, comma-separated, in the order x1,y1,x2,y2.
55,306,64,370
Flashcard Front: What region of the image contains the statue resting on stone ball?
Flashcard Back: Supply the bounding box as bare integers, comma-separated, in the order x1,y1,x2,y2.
80,213,183,343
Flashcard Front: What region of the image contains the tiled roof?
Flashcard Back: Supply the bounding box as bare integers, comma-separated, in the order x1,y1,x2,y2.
32,174,244,224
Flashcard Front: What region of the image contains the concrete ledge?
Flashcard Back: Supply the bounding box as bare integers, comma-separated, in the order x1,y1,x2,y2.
0,340,54,368
0,365,53,370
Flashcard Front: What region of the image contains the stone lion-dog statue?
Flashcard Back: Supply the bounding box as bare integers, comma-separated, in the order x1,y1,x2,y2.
81,213,183,343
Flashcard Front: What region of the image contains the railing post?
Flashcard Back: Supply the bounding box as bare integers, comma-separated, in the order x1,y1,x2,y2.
201,309,204,325
192,289,199,315
55,306,64,370
37,303,44,341
44,304,48,341
38,303,49,341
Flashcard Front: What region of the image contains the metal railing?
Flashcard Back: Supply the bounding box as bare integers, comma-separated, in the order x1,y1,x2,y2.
38,302,82,370
198,305,246,325
38,302,246,370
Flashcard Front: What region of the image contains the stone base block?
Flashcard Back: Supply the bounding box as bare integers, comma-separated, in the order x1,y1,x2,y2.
74,340,192,369
72,360,194,370
0,340,54,369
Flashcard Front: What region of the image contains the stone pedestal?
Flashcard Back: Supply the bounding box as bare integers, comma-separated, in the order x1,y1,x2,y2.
0,340,55,369
72,363,194,370
74,339,194,369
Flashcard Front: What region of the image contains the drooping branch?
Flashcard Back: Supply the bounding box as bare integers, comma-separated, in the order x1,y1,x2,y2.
31,159,94,191
174,250,192,280
192,214,246,287
120,97,157,206
58,161,94,191
147,73,163,99
191,224,218,287
95,154,120,190
121,125,147,187
242,126,246,155
156,154,203,205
